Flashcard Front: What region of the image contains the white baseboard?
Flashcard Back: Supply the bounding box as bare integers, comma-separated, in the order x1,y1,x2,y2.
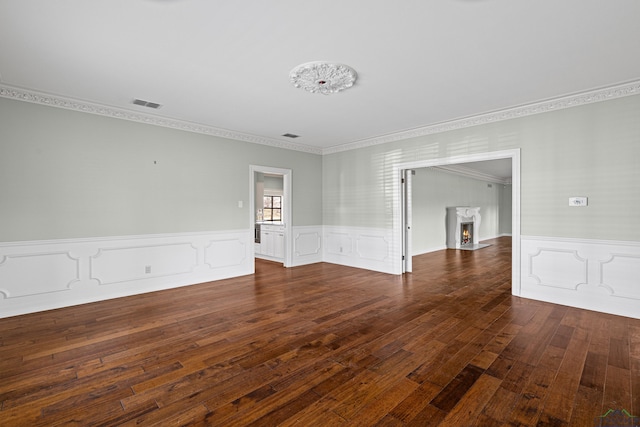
521,236,640,319
255,254,284,263
0,230,252,319
412,245,447,256
480,234,510,240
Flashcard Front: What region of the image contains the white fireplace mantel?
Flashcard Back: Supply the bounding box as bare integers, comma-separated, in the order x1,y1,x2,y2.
447,207,481,249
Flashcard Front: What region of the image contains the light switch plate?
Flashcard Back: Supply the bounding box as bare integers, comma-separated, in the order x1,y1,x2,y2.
569,197,588,206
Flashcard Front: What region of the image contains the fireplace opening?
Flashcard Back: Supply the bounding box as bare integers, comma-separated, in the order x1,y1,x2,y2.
460,222,473,247
447,207,489,250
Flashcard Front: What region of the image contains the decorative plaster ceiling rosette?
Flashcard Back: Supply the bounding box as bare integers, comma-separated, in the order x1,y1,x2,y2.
289,62,357,95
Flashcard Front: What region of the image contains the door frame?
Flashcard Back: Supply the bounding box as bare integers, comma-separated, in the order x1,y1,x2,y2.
394,148,521,296
401,169,414,273
249,165,293,268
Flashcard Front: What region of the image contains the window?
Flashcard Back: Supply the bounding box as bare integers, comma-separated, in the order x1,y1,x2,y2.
263,195,282,221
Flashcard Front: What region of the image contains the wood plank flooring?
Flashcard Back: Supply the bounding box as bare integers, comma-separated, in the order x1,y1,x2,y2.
1,237,639,426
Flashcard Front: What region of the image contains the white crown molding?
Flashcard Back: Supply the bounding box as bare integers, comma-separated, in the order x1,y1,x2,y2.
322,79,640,155
2,80,639,157
0,84,323,155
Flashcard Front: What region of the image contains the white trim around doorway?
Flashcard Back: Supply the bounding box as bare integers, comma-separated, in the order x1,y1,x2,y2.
249,165,293,269
392,148,521,296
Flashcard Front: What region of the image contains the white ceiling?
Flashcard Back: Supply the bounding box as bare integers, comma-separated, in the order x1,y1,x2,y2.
1,0,640,155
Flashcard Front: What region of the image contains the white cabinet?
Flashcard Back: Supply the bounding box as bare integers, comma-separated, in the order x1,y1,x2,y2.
256,224,284,260
263,230,284,259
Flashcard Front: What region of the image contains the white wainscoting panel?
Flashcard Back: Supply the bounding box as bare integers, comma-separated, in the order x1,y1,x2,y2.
600,254,640,300
291,226,323,267
91,243,198,285
528,248,587,290
521,236,640,319
0,230,252,318
0,252,80,298
324,226,395,274
205,238,247,269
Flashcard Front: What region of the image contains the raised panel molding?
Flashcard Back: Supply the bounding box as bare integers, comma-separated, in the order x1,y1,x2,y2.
0,252,80,298
599,254,640,300
323,226,394,274
91,243,198,285
6,232,637,319
325,232,353,256
521,236,640,319
205,239,247,269
0,230,251,318
290,226,323,267
356,235,390,262
528,248,587,290
294,231,321,256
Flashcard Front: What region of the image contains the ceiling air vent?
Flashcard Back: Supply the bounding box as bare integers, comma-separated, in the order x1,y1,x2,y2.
132,98,162,109
282,133,300,138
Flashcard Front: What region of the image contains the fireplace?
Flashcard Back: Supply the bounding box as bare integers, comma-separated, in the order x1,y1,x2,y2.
447,207,489,250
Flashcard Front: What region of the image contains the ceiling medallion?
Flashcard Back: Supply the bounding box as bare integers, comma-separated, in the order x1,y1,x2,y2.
289,62,357,95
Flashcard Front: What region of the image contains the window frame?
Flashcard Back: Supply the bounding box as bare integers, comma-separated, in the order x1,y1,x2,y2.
262,195,282,222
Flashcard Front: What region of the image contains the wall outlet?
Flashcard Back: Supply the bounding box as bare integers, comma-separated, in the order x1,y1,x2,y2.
569,197,588,207
145,265,151,274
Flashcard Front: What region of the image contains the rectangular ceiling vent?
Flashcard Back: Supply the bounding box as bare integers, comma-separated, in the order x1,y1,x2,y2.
132,98,162,109
282,133,300,138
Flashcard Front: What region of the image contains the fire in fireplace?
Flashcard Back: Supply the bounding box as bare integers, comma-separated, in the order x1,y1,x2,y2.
461,222,473,246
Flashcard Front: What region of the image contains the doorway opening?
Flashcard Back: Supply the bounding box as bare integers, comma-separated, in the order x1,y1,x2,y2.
249,165,292,269
394,149,521,296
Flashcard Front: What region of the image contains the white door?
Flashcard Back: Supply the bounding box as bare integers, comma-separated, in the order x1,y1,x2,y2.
402,169,413,273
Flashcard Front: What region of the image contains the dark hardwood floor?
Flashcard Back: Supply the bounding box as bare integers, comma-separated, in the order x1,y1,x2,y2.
1,237,638,426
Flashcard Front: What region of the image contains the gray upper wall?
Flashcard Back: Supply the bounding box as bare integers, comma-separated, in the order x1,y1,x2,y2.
323,94,640,241
0,97,322,242
3,92,640,243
